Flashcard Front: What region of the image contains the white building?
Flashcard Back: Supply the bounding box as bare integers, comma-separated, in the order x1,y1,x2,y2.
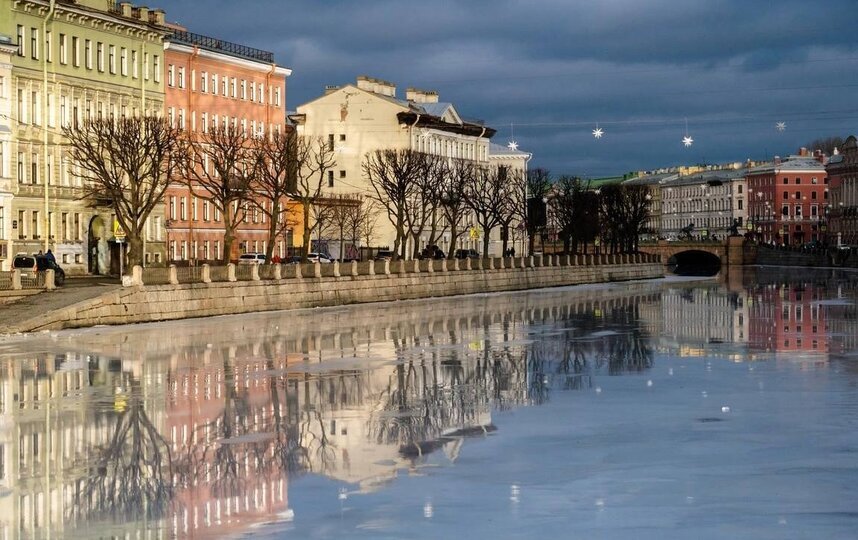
293,76,530,257
660,168,747,239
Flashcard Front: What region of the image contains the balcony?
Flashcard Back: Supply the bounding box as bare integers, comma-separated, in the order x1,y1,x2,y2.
168,30,274,63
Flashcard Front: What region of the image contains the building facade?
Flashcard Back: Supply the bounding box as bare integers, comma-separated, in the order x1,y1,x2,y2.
659,168,745,240
746,151,828,245
0,34,15,268
2,0,168,273
826,136,858,247
162,27,291,263
294,77,527,257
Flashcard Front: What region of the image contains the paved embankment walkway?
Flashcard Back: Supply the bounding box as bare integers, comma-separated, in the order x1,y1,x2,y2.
0,278,121,334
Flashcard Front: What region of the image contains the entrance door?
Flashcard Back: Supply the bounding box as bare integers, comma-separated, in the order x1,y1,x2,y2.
87,215,106,275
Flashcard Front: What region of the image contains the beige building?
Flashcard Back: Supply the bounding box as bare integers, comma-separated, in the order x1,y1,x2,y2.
0,34,15,268
2,0,168,274
293,76,530,257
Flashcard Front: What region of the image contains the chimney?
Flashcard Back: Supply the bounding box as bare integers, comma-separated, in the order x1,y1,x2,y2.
814,149,825,163
149,8,166,25
406,87,439,104
138,6,149,21
324,85,341,95
119,2,132,16
799,147,809,157
356,75,396,97
774,155,781,165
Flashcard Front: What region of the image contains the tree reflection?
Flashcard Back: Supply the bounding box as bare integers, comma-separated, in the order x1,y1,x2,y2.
69,376,173,523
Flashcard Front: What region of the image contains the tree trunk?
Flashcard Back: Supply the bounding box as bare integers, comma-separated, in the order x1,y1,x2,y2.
265,202,279,261
339,224,345,262
448,224,459,259
127,234,144,269
412,232,421,259
222,210,236,264
301,201,312,259
528,234,535,257
482,230,491,258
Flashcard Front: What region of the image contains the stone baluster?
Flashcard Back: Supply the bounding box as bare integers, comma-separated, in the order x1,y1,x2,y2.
169,264,179,285
227,263,236,282
202,264,212,283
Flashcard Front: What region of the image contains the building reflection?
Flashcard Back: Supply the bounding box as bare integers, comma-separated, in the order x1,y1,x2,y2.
0,283,732,539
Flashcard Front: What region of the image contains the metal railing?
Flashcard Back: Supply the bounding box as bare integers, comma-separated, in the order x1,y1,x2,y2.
0,271,12,291
141,267,170,285
168,30,274,63
175,266,203,284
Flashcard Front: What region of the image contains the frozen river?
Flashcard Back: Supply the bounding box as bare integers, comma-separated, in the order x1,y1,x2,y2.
1,267,857,539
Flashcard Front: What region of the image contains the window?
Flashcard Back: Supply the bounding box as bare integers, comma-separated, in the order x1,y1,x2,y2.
203,200,210,221
328,134,335,150
212,74,218,95
178,109,185,130
45,30,52,62
31,152,38,183
120,47,127,76
31,210,39,239
249,81,255,102
221,76,227,96
795,178,800,185
328,170,334,187
258,83,264,102
131,49,137,78
18,210,25,239
339,170,346,178
738,199,743,210
17,25,24,56
782,178,788,185
811,191,817,200
153,55,160,82
783,191,788,200
794,191,800,200
240,80,246,99
169,196,176,220
31,27,38,60
339,134,346,142
191,197,197,221
178,66,185,89
811,177,818,184
180,197,187,220
738,184,743,194
96,42,104,71
17,153,24,183
59,34,67,64
274,87,281,106
201,112,208,133
108,45,116,74
201,72,207,93
85,39,92,69
167,64,174,86
230,78,236,98
72,36,79,67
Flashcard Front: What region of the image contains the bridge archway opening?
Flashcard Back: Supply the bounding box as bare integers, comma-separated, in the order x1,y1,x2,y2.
667,250,722,276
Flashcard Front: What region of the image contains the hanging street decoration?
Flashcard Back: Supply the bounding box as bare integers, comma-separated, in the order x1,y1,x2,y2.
776,122,786,132
683,135,694,147
507,140,519,151
592,126,604,139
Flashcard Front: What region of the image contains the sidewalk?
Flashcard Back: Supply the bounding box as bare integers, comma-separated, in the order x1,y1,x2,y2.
0,277,121,334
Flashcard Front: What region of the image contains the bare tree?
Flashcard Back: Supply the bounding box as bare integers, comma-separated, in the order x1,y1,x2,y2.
524,168,552,255
465,165,512,257
185,125,255,263
363,149,425,259
341,194,381,260
404,154,445,258
64,116,184,267
804,136,844,156
440,158,473,259
287,136,336,260
323,194,363,261
251,130,301,261
497,167,524,256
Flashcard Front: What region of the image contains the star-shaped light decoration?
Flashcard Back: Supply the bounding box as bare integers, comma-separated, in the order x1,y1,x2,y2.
776,122,786,132
507,140,519,151
592,127,604,139
682,135,694,147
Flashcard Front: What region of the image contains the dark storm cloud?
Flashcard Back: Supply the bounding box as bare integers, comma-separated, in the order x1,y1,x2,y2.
164,0,858,174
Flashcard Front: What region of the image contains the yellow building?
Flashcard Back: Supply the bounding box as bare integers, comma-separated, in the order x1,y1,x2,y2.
1,0,168,273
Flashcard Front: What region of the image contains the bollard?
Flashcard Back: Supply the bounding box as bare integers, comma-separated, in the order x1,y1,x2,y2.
227,263,237,282
412,259,420,273
45,269,56,290
314,262,322,278
465,257,472,271
169,264,179,285
273,264,282,280
452,258,460,271
351,260,358,277
528,256,535,268
132,265,144,286
519,257,527,269
427,259,434,273
202,264,212,283
251,264,260,281
498,257,505,270
397,259,406,274
384,260,391,275
333,261,340,278
368,260,376,276
11,269,21,290
440,259,448,272
546,255,554,267
487,257,495,270
295,263,303,280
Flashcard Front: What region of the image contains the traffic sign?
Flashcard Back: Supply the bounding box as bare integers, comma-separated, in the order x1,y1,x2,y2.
113,219,126,241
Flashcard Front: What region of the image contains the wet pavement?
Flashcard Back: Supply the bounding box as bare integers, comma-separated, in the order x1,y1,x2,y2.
0,268,857,538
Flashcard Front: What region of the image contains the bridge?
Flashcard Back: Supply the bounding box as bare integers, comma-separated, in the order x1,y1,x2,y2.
639,237,749,273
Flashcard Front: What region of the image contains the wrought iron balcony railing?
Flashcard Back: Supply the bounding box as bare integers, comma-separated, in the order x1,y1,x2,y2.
168,30,274,63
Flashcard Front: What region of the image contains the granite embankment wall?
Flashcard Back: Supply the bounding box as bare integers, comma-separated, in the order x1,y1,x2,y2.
753,246,829,267
9,258,663,333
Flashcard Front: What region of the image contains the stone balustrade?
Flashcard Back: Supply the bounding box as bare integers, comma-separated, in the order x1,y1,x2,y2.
131,253,661,287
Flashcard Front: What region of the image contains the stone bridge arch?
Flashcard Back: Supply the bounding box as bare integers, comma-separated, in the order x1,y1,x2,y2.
639,237,747,273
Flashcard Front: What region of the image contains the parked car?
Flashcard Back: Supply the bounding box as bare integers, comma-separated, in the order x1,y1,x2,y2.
419,245,446,260
237,253,267,265
454,249,480,259
12,253,66,286
307,252,334,263
374,250,394,261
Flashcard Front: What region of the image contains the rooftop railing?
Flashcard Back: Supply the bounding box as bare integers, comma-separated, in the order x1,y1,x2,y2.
168,30,274,63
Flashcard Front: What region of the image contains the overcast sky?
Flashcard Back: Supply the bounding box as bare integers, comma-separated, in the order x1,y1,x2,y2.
165,0,858,176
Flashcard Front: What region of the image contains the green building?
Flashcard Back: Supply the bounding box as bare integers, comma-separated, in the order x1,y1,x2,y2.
1,0,167,273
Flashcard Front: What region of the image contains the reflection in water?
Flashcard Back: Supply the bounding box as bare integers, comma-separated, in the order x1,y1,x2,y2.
0,269,857,538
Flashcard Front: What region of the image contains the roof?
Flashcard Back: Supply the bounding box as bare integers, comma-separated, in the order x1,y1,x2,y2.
623,172,678,186
488,142,530,158
666,168,747,187
748,156,825,175
419,102,452,118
